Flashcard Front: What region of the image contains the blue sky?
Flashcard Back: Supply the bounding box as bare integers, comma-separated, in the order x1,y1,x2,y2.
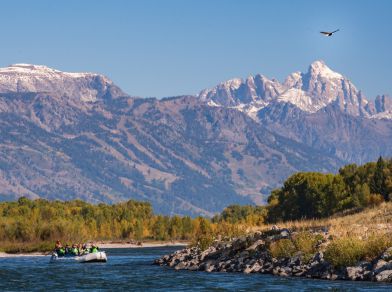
1,0,391,98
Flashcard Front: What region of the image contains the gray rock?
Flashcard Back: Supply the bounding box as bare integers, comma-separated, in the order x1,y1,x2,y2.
239,251,250,258
312,251,324,263
373,259,392,275
174,262,187,270
243,266,252,274
346,266,364,280
289,252,302,267
252,262,262,273
292,265,307,276
168,259,179,267
375,270,392,282
305,262,331,279
188,265,199,271
246,239,265,251
381,247,392,261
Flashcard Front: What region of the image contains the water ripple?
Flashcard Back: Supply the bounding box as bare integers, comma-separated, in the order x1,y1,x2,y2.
0,247,391,291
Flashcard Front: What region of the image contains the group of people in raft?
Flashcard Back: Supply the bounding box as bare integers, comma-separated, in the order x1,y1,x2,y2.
54,240,100,257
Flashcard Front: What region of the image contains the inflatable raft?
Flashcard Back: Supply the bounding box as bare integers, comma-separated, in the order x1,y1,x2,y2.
50,251,107,263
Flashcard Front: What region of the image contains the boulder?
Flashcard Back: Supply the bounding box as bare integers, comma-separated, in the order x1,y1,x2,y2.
305,262,331,279
243,266,253,274
246,239,265,251
312,251,324,263
375,270,392,282
174,262,187,270
346,266,364,280
373,259,392,275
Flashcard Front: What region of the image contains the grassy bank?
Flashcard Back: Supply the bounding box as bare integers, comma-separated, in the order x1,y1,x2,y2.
0,241,53,254
249,202,392,267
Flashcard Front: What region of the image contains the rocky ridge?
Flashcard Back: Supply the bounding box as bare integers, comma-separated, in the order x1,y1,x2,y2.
154,229,392,282
199,60,392,120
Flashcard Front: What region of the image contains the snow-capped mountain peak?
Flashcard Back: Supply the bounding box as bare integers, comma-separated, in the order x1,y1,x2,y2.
0,63,110,79
0,63,122,102
308,60,343,80
198,60,390,120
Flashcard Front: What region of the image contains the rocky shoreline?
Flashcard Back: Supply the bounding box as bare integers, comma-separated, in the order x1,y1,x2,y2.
154,229,392,283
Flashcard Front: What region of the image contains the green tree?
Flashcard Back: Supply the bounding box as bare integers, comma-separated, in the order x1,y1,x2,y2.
371,156,388,200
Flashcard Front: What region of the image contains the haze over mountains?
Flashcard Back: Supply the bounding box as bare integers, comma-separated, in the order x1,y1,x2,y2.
0,62,391,216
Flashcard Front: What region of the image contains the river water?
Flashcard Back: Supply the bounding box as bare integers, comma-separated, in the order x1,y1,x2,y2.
0,247,391,291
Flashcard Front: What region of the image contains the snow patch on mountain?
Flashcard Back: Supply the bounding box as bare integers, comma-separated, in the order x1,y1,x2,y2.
371,110,392,120
231,101,268,121
0,63,118,102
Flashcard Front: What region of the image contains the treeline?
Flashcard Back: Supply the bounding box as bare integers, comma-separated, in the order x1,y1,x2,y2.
0,197,243,251
213,157,392,224
267,157,392,222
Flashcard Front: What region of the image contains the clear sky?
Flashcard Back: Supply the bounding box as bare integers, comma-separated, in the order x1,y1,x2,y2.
1,0,391,98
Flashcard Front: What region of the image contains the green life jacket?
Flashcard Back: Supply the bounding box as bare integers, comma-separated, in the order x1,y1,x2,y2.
90,247,98,253
71,247,78,255
57,247,65,256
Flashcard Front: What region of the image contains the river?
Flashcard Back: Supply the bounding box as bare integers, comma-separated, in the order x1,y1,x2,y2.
0,247,390,291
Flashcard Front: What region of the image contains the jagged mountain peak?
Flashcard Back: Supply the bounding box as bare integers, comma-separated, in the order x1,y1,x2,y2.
307,60,343,80
198,60,390,120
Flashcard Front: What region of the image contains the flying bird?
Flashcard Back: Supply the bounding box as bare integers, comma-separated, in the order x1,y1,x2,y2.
320,29,340,36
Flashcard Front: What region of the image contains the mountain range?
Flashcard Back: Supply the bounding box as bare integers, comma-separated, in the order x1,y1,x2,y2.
0,62,391,216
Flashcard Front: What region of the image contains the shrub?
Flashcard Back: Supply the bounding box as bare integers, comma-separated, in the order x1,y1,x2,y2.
269,232,324,262
193,236,214,251
269,239,296,258
367,194,384,206
363,234,392,260
325,234,392,268
293,232,323,262
324,237,365,267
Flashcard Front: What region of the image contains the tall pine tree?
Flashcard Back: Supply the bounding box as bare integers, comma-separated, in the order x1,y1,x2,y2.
372,156,388,200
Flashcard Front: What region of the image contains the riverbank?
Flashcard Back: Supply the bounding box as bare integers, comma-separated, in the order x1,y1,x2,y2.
0,252,46,257
155,229,392,282
155,203,392,283
98,240,189,249
0,240,189,256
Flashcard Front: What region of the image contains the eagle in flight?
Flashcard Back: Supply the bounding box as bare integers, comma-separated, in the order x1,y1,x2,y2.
320,29,340,36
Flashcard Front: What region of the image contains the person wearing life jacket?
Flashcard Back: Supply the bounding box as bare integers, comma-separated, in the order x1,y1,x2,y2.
77,243,83,256
70,244,79,256
82,243,90,254
90,243,99,253
64,244,71,256
54,240,65,257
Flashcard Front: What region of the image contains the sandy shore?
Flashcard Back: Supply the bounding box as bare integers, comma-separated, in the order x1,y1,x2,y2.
0,252,47,258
